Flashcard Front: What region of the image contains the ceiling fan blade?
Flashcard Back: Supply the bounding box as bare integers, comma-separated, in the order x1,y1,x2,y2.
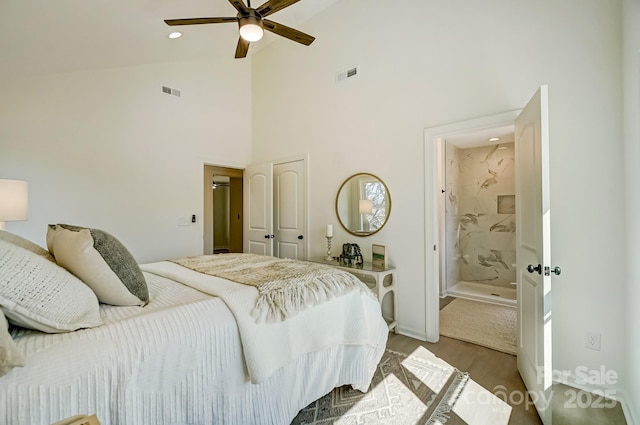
263,19,315,45
235,37,250,58
228,0,250,14
256,0,301,17
165,17,237,26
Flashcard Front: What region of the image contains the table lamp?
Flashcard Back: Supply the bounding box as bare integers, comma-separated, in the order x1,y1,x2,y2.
359,199,373,232
0,179,28,230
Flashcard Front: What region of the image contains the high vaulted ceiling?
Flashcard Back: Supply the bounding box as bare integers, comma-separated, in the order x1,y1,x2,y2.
0,0,338,79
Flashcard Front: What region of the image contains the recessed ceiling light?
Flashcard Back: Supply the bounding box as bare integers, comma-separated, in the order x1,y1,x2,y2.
489,137,500,142
168,32,182,39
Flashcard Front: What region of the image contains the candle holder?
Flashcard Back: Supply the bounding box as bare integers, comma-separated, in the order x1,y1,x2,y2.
325,236,333,261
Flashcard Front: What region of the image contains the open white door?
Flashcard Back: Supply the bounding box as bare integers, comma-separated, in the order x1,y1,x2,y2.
243,162,273,256
515,85,554,424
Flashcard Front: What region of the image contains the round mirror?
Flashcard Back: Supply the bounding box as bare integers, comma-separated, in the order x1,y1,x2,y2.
335,173,391,237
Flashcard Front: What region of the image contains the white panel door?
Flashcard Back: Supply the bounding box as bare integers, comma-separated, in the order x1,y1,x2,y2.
515,85,553,424
243,162,273,256
273,160,305,259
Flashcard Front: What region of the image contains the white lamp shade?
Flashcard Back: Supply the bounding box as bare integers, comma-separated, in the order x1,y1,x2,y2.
359,199,373,215
0,179,28,221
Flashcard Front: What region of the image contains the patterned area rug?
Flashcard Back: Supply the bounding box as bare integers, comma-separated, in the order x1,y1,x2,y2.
291,348,469,425
439,298,517,355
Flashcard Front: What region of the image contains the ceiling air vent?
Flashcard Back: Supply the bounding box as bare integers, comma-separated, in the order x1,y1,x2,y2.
336,66,359,83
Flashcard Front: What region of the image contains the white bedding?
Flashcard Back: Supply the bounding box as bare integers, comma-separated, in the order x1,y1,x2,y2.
1,267,389,425
141,261,387,384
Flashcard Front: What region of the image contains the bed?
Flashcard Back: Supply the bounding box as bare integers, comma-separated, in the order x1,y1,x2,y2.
0,227,389,425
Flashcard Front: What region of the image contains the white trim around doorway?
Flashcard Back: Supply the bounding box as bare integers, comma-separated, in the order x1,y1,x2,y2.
423,110,521,343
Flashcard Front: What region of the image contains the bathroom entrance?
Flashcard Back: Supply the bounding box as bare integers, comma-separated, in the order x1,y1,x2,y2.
425,88,555,423
433,121,519,357
440,128,517,307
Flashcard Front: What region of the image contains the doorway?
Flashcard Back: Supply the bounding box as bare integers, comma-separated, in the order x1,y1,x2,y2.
423,110,521,343
440,128,517,307
436,126,520,357
203,165,244,255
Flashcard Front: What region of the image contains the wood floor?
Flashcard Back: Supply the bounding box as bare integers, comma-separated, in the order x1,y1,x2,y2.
386,297,627,425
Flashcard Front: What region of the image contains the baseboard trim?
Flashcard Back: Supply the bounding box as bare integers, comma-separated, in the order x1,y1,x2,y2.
395,326,427,342
619,392,638,425
554,375,635,424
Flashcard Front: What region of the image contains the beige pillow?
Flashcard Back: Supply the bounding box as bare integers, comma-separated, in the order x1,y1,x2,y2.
47,224,148,306
0,309,25,377
0,239,102,333
0,230,54,262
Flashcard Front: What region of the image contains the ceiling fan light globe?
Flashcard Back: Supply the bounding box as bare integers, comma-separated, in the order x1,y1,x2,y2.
240,22,263,42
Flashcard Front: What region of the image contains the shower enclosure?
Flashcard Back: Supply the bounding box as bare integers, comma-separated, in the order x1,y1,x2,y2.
442,141,517,306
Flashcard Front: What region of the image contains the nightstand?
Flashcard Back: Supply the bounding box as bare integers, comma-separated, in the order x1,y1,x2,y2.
308,257,397,332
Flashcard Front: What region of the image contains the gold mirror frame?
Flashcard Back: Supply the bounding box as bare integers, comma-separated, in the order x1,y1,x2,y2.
335,172,392,237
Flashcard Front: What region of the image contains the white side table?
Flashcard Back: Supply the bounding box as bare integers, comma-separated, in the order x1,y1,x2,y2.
307,257,397,333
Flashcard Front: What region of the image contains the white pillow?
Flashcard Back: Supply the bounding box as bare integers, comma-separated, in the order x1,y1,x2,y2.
0,230,54,262
47,224,149,306
0,239,102,333
0,309,24,377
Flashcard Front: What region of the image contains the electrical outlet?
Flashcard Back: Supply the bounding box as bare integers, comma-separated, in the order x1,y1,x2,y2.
585,332,601,351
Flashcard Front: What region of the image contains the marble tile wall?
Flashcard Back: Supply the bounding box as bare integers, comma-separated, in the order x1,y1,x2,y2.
445,142,516,289
444,142,461,289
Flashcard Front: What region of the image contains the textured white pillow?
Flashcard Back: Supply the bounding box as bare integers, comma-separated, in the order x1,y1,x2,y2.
0,239,103,333
0,309,24,377
0,230,54,262
47,224,149,306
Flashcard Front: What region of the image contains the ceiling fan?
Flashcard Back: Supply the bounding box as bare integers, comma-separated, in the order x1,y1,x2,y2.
164,0,316,59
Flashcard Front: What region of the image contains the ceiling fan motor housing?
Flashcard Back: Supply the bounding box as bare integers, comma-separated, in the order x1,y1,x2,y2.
238,8,263,27
238,9,264,41
238,9,262,28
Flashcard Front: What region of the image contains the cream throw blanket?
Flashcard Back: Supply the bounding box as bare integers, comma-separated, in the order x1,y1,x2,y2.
140,258,388,384
170,253,373,323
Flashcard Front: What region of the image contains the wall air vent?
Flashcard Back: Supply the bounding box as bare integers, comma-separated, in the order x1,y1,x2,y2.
162,86,182,97
336,66,359,83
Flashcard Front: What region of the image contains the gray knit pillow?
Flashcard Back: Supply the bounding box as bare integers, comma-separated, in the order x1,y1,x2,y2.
0,240,102,333
47,224,149,306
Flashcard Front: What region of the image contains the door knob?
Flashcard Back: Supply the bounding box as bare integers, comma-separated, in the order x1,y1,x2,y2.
264,234,275,239
297,235,304,240
526,264,542,275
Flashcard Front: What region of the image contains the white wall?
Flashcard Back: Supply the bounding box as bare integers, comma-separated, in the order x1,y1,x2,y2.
624,0,640,422
0,58,252,263
252,0,630,410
